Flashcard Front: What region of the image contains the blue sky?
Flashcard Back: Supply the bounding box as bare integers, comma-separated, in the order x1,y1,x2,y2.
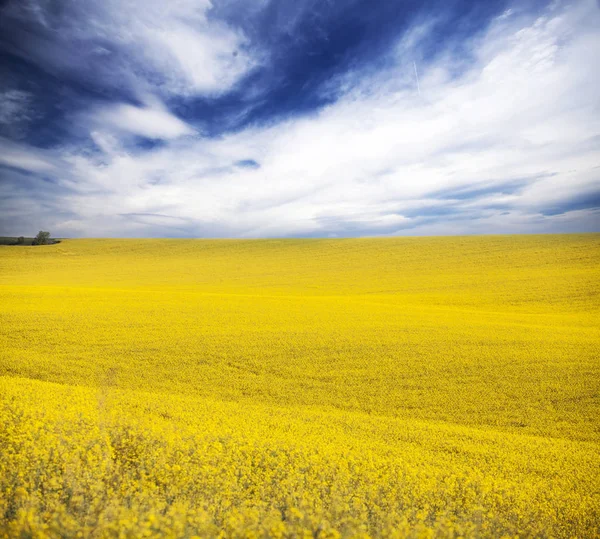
0,0,598,238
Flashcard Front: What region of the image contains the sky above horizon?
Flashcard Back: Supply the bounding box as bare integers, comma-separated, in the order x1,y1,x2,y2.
0,0,599,238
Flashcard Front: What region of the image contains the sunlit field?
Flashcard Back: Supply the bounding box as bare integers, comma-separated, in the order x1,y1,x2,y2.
1,235,599,537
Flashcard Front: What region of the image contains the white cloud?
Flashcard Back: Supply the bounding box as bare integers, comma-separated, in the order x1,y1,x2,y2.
149,22,253,96
0,138,55,173
91,102,195,140
2,0,257,98
2,0,599,238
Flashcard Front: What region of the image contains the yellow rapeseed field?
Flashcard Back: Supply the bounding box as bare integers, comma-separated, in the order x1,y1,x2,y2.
1,235,599,538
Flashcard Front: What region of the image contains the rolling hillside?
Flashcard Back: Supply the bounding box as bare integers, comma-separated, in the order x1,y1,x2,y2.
1,235,599,537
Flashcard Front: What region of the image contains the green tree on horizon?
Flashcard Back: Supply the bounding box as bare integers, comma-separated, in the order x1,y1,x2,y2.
32,231,51,245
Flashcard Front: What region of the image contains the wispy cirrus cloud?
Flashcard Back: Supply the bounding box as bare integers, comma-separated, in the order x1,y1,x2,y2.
0,0,257,100
0,87,40,141
88,101,196,140
0,138,56,173
0,0,599,238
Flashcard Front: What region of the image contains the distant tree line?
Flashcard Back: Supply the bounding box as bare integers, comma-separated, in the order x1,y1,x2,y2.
4,231,60,246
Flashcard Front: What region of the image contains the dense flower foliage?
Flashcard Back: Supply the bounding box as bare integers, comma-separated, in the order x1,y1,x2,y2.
1,235,599,537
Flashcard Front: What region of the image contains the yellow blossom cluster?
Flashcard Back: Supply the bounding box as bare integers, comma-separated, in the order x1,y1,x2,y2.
1,235,599,537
